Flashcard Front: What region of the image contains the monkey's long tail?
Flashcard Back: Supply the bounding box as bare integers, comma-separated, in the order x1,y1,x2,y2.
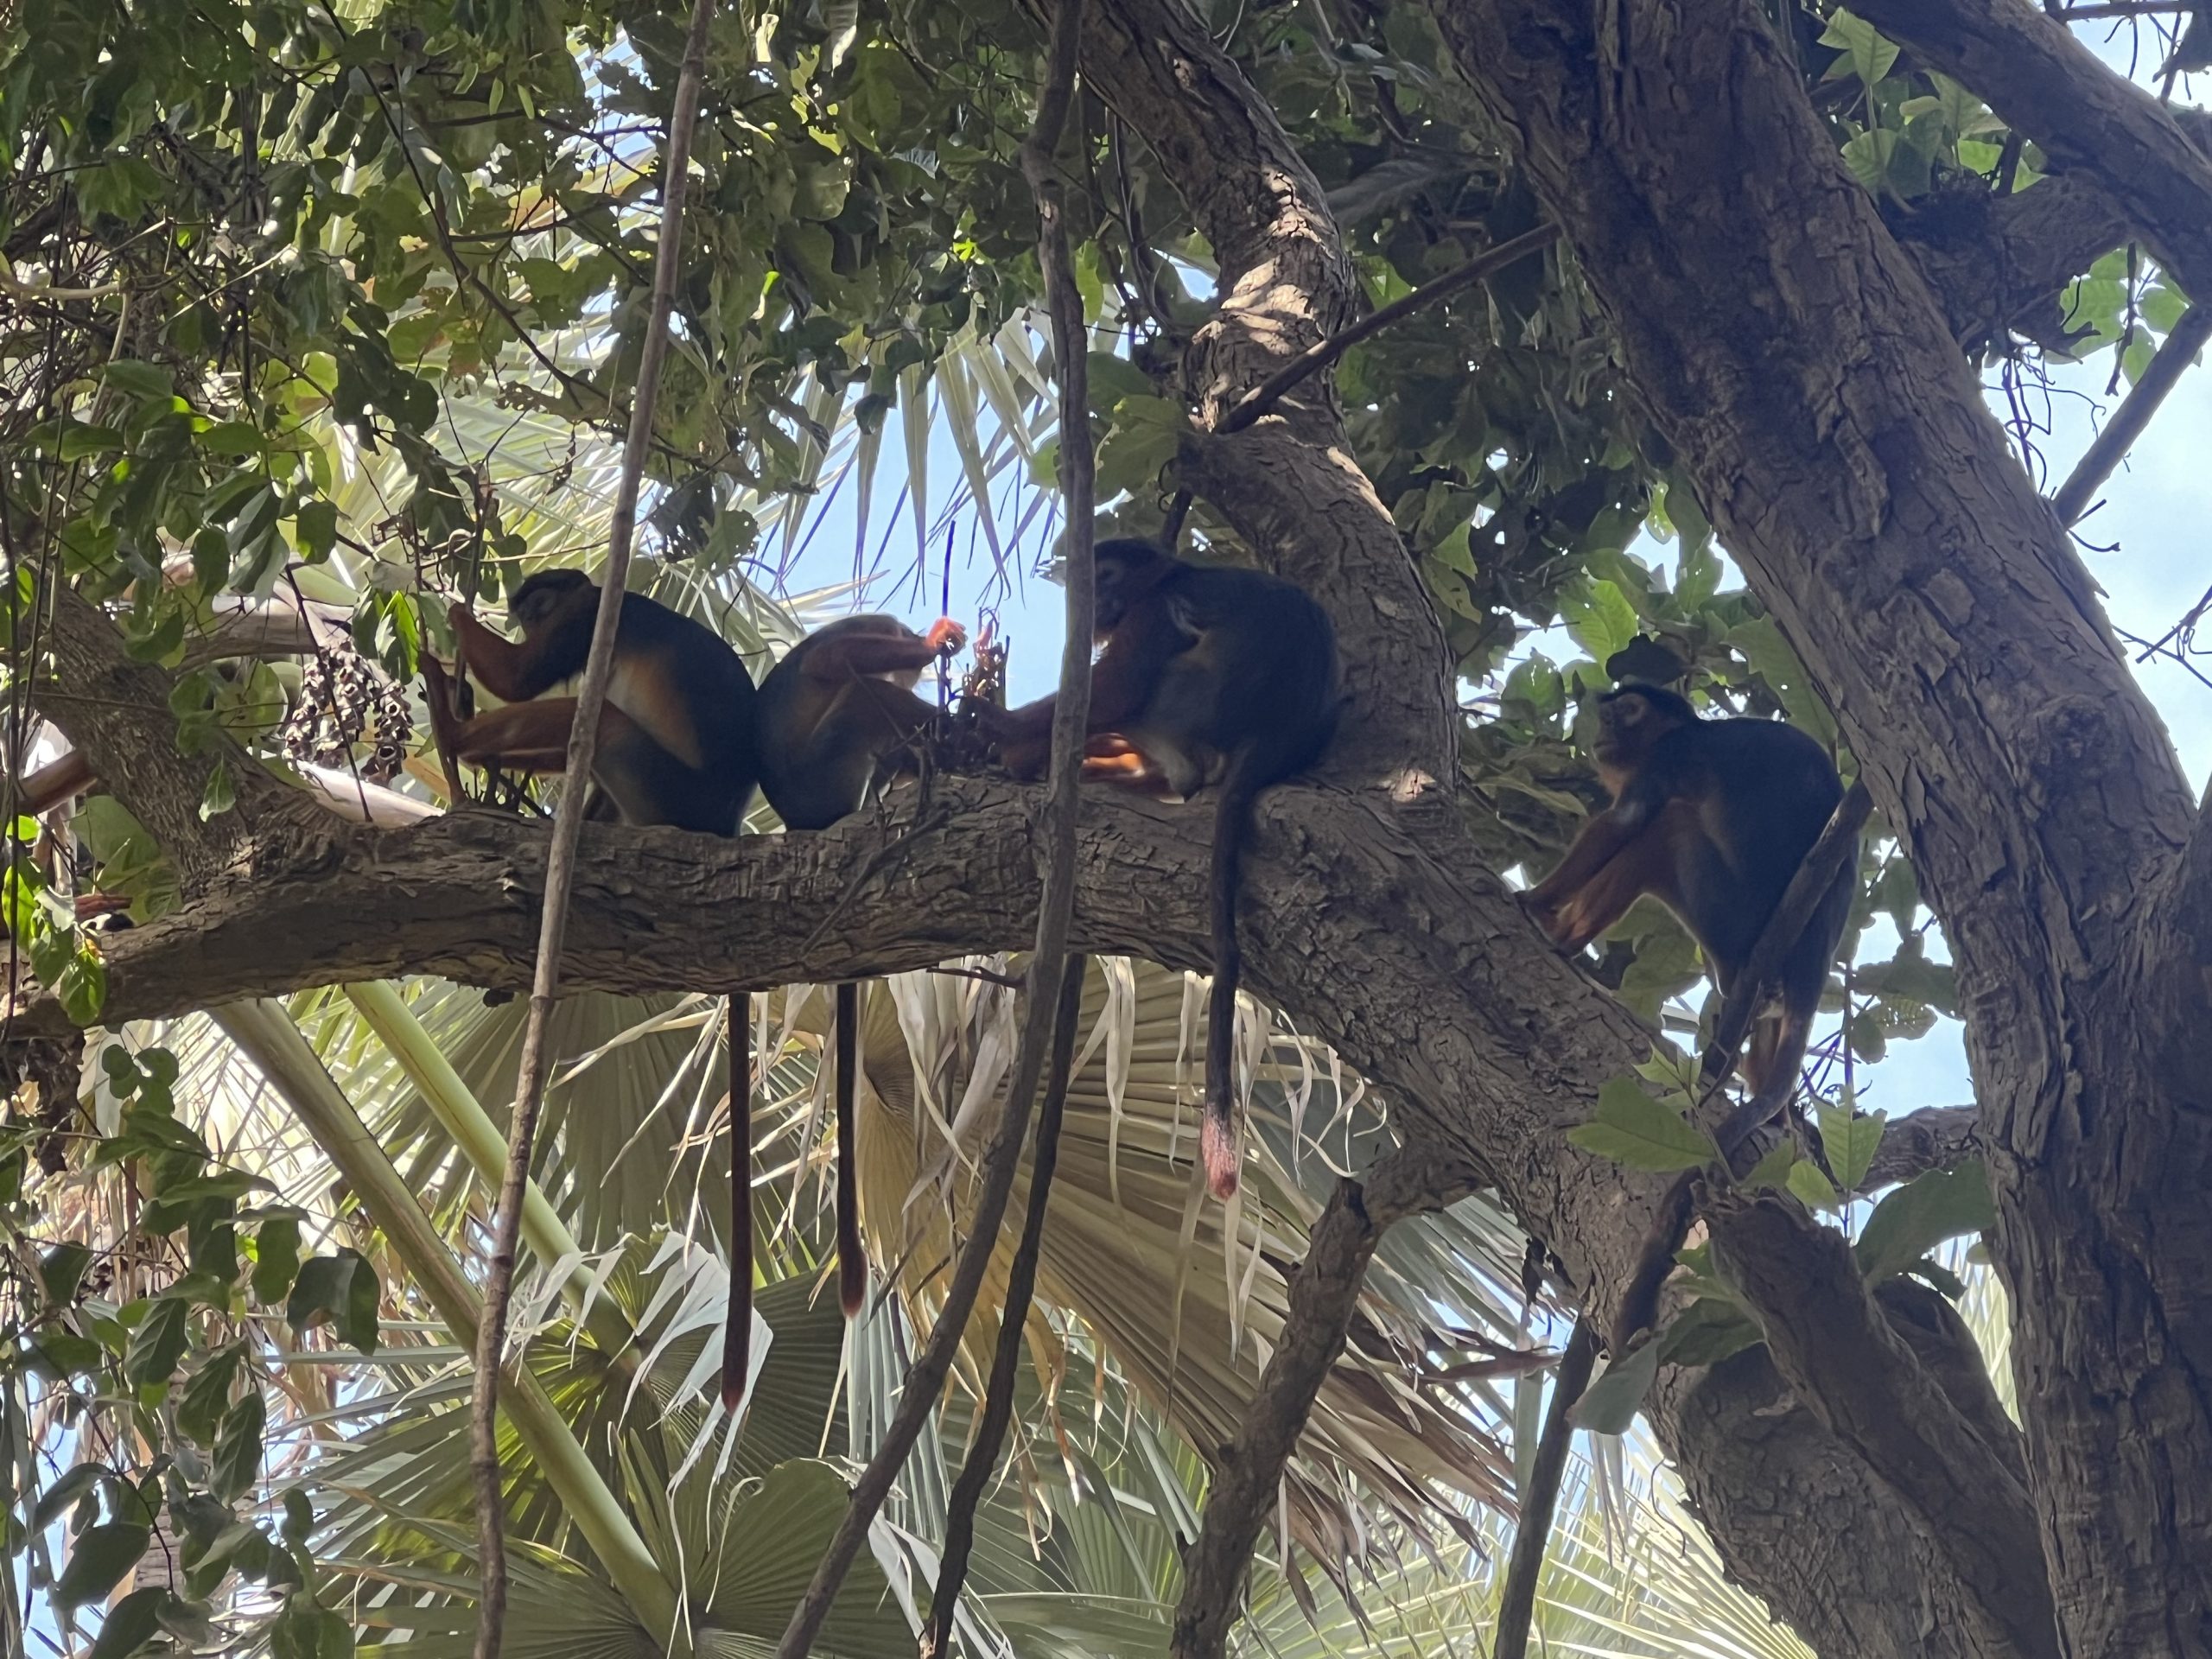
721,991,754,1411
835,982,867,1319
1201,765,1263,1201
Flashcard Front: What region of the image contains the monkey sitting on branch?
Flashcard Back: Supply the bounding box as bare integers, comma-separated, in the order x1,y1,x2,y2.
423,567,760,835
969,537,1340,1201
1522,680,1860,1351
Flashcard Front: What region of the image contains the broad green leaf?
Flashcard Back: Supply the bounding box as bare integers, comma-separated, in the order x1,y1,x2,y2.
1656,1296,1762,1370
1820,11,1901,86
89,1586,167,1659
211,1391,267,1503
179,1344,246,1444
1560,576,1639,665
254,1214,302,1305
1787,1160,1842,1211
1567,1339,1662,1433
1741,1139,1796,1193
1855,1161,1996,1282
124,1296,190,1387
54,1522,151,1609
287,1249,380,1354
1816,1101,1886,1192
30,1462,106,1531
1567,1077,1713,1172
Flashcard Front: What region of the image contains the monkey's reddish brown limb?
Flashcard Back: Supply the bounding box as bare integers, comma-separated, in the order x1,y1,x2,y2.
1698,779,1874,1092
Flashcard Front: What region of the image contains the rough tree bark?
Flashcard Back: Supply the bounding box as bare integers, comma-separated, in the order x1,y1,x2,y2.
1427,0,2212,1654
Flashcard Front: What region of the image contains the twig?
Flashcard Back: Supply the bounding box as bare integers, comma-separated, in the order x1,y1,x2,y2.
2052,303,2212,525
771,0,1094,1649
920,954,1087,1659
1491,1320,1599,1659
1214,225,1560,435
1168,1175,1384,1659
467,0,715,1648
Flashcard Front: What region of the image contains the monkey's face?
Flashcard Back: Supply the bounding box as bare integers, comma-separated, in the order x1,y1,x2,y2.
1091,540,1170,637
508,570,594,637
1591,688,1682,775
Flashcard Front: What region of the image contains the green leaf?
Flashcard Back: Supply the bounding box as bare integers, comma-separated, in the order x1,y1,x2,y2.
1567,1338,1662,1433
1787,1160,1842,1211
294,499,339,563
30,1463,106,1531
1567,1077,1713,1172
253,1214,302,1306
88,1586,167,1659
1655,1296,1762,1370
211,1391,266,1503
124,1296,191,1387
179,1344,245,1444
1855,1161,1996,1282
1820,10,1901,86
54,1522,151,1610
198,421,266,456
287,1249,379,1354
1816,1100,1885,1192
1741,1138,1797,1192
41,1240,92,1305
1560,576,1639,665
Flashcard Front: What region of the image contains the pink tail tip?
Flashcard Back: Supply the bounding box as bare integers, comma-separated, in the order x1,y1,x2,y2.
840,1262,867,1320
721,1376,748,1411
1201,1112,1240,1200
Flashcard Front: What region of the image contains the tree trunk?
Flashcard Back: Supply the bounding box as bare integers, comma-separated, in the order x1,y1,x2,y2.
1427,1,2212,1653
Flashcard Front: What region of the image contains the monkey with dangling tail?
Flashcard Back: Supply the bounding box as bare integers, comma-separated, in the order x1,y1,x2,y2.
719,611,969,1407
424,568,770,1407
969,537,1339,1200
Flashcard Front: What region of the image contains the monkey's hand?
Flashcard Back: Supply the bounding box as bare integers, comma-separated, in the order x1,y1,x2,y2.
925,617,967,655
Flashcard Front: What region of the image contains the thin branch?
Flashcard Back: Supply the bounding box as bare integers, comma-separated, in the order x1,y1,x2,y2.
1214,225,1560,435
1492,1320,1599,1659
919,954,1086,1659
467,0,715,1643
2052,303,2212,524
772,0,1095,1648
1169,1173,1385,1659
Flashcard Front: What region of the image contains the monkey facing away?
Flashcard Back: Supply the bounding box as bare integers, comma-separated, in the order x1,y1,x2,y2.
423,568,760,836
1524,682,1855,1348
969,537,1340,1200
721,611,968,1407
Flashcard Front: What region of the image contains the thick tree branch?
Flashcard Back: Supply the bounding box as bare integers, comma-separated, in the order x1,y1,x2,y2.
1865,1104,1982,1187
35,582,304,887
1170,1174,1384,1659
1852,0,2212,303
1705,1192,2059,1659
1891,171,2132,350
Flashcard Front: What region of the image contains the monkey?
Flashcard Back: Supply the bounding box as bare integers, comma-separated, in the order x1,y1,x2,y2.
723,611,969,1406
422,568,770,1408
1522,682,1856,1353
423,568,760,836
968,537,1340,1201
